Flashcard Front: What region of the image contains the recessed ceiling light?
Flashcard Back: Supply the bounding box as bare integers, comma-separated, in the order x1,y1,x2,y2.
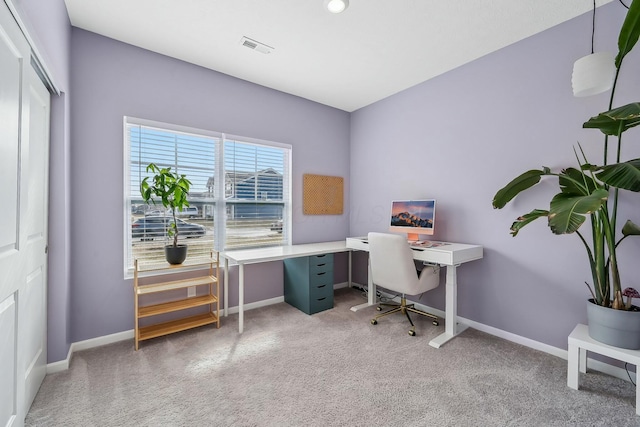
324,0,349,14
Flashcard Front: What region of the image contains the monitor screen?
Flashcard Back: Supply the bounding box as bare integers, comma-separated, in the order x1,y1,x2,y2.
389,199,436,240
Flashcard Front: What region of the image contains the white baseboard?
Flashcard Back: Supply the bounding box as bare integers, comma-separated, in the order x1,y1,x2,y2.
333,281,349,290
46,282,636,383
46,346,74,374
45,284,358,372
45,294,294,372
455,313,634,382
456,315,567,359
47,329,134,374
351,281,636,384
224,296,284,315
217,282,349,315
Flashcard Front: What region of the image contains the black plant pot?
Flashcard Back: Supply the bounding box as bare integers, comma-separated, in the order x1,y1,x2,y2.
165,245,187,265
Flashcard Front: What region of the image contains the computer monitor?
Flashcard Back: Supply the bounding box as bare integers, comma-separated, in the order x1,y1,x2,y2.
389,199,436,241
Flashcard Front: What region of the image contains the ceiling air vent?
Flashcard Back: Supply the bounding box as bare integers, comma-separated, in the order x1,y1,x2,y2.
239,36,274,54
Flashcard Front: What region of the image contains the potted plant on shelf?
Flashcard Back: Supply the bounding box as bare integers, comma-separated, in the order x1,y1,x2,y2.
492,1,640,349
140,163,192,265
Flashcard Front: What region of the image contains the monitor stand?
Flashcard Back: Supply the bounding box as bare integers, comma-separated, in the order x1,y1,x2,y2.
407,233,420,242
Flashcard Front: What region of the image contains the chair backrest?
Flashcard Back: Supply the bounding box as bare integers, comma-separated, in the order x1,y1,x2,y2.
368,232,440,295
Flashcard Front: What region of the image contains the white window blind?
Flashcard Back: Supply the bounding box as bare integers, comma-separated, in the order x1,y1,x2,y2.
124,117,291,274
222,137,291,249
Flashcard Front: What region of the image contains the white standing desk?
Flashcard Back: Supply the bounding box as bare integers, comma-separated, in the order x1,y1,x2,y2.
222,241,350,333
346,236,483,348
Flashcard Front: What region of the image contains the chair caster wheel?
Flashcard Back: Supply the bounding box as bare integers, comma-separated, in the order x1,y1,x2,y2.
432,321,439,326
371,319,377,325
408,330,416,336
376,306,382,311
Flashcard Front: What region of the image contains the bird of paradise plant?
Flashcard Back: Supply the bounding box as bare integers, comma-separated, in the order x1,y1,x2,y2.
492,1,640,310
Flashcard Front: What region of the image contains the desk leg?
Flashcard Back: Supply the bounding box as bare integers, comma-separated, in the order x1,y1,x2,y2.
348,251,352,288
223,257,229,317
429,264,467,348
350,253,376,312
239,263,244,333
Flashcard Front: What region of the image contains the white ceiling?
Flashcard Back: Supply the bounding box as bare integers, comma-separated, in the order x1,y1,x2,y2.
63,0,614,112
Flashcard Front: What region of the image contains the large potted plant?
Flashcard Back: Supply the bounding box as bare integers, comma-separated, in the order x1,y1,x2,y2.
140,163,192,264
492,2,640,349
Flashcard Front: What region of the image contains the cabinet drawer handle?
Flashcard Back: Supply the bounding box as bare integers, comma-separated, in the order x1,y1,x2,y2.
317,284,326,289
317,297,326,301
317,254,326,258
317,272,326,276
317,263,326,267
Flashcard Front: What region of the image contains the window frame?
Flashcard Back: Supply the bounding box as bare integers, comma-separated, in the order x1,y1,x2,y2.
123,117,292,278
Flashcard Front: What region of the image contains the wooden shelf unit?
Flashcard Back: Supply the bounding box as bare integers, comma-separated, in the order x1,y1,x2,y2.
134,252,220,350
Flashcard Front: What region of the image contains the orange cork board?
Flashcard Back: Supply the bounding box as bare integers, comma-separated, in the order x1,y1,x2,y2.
303,174,344,215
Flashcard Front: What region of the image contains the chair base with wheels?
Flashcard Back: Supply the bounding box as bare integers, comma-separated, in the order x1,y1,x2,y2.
371,295,439,336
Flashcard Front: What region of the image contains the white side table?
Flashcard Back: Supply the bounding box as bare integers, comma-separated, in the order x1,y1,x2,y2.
568,323,640,415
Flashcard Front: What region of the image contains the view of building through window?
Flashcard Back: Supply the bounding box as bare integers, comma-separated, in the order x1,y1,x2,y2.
125,118,291,271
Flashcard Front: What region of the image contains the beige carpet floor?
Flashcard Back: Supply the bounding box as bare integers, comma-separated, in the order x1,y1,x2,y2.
26,288,639,426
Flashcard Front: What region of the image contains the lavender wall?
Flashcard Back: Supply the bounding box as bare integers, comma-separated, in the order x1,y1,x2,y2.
350,2,640,350
11,0,73,363
13,1,640,363
69,29,351,343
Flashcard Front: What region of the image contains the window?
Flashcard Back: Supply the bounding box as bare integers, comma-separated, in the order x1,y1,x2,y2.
124,117,291,273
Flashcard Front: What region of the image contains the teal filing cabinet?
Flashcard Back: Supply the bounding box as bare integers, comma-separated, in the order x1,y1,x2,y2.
284,254,334,314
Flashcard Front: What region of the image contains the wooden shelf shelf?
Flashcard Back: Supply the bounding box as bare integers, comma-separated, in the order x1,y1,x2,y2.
138,312,219,341
136,257,217,273
134,252,220,350
138,294,218,318
137,275,217,295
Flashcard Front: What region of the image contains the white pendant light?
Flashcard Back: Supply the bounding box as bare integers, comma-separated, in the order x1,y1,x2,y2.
571,0,615,97
324,0,349,14
572,52,615,97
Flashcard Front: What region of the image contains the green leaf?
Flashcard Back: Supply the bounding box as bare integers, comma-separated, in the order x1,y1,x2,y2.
596,158,640,191
139,164,191,214
583,103,640,136
616,0,640,68
622,220,640,236
548,189,608,234
559,167,596,196
509,209,549,237
492,168,550,209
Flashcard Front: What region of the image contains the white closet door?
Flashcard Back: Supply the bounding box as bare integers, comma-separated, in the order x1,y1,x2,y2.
0,2,50,426
21,63,50,414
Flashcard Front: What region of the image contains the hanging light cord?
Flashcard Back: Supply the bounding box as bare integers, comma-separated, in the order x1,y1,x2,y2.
590,0,629,52
591,0,596,54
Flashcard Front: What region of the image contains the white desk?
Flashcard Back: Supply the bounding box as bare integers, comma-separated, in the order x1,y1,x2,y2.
223,241,350,333
346,236,483,348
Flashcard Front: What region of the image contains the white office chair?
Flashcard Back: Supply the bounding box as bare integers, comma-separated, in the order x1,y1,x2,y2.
368,232,440,336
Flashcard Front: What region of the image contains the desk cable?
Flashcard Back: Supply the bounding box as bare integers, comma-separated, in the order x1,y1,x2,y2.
625,363,636,386
379,292,399,304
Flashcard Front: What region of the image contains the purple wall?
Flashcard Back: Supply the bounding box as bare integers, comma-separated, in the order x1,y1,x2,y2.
68,29,351,343
350,2,640,350
13,1,640,362
11,0,73,363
